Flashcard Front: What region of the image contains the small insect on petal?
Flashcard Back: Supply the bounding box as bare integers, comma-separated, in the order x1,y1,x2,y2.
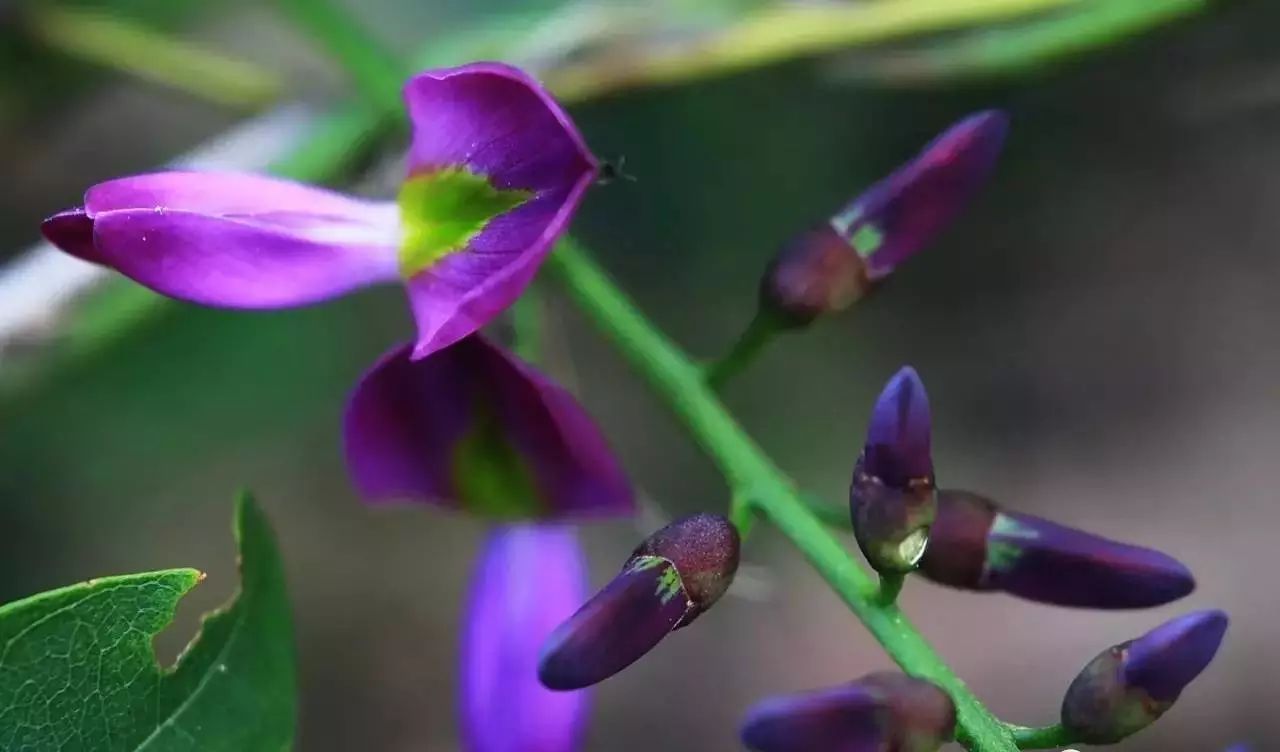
1061,610,1228,744
538,514,739,690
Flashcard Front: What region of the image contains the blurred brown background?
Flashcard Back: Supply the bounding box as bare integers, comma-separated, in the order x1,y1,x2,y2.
1,1,1276,750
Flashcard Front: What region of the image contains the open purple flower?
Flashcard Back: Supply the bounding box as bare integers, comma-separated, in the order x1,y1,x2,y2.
41,62,598,360
462,524,589,752
343,334,633,519
538,514,740,690
740,672,956,752
920,489,1194,608
849,367,938,573
1061,610,1228,744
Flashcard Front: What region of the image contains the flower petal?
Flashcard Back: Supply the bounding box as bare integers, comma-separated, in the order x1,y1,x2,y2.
831,111,1008,279
538,557,689,691
863,366,933,486
1123,609,1228,702
740,684,883,752
403,62,596,190
399,63,597,358
41,208,103,265
462,525,588,752
342,336,633,520
92,208,399,308
85,171,397,221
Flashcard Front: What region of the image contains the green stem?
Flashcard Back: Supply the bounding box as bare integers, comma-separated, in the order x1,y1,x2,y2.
546,239,1016,752
24,6,281,109
272,0,408,111
510,283,543,363
703,311,782,389
1008,723,1074,749
876,573,906,606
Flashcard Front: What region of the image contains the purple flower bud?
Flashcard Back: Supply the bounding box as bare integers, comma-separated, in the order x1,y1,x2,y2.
538,514,739,690
849,367,936,573
830,111,1008,281
461,525,588,752
919,490,1195,609
759,225,871,328
741,672,956,752
1061,610,1228,744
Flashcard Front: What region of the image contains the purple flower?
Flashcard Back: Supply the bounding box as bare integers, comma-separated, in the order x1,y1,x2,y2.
462,525,588,752
849,367,937,573
740,672,956,752
1061,610,1228,744
343,334,633,519
538,514,739,690
920,489,1195,609
41,62,598,360
829,110,1008,280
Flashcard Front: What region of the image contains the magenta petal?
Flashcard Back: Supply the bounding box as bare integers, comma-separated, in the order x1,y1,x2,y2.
740,684,883,752
342,336,633,520
85,171,398,219
41,208,103,265
461,525,588,752
92,209,399,308
400,63,597,358
403,63,596,189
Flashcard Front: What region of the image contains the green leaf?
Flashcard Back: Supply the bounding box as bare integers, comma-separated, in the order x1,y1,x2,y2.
0,493,297,751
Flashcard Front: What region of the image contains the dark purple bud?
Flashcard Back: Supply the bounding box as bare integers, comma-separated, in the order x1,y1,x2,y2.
920,490,1195,609
1061,610,1228,744
830,110,1008,281
849,367,936,573
759,225,871,328
538,514,739,690
741,672,955,752
863,367,933,486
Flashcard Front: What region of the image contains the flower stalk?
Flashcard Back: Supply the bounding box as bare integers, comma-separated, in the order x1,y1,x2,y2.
546,238,1018,752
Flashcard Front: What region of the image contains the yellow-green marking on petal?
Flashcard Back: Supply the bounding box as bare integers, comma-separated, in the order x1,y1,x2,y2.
398,167,533,277
451,403,542,518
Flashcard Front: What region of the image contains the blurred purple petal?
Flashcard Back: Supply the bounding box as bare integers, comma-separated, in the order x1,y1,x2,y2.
462,525,588,752
400,63,597,358
41,208,102,265
862,366,933,487
741,684,882,752
741,673,955,752
538,557,689,690
831,110,1008,278
1124,609,1228,702
343,335,632,520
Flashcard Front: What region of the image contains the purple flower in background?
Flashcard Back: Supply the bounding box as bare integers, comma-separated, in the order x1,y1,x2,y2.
41,62,598,359
740,672,956,752
343,335,633,519
539,513,740,690
758,110,1007,328
462,525,589,752
849,366,938,573
920,489,1195,608
1061,610,1228,744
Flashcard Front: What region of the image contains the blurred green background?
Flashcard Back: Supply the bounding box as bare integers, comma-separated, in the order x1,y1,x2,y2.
1,0,1276,750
